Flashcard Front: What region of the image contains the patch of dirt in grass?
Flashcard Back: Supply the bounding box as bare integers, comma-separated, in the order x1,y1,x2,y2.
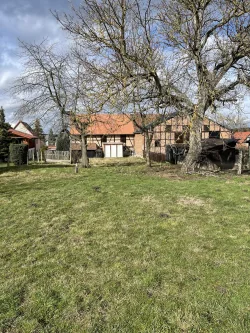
141,195,159,204
178,196,206,207
0,197,12,204
73,202,87,209
51,215,68,222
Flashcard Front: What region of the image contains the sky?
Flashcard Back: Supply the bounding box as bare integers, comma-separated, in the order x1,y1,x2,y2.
0,0,80,128
1,0,250,129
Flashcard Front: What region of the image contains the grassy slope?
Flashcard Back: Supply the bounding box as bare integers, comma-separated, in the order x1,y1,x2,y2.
0,159,250,332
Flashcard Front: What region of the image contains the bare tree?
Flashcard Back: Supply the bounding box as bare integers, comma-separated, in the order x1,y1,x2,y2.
54,0,250,171
12,40,71,128
54,0,192,167
11,40,100,167
159,0,250,171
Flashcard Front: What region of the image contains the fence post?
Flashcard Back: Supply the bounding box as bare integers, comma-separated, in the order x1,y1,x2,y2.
248,144,250,169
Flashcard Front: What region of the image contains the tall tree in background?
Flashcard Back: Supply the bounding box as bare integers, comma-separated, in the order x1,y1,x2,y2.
55,0,250,171
48,128,56,145
33,118,44,140
0,107,11,162
56,131,70,151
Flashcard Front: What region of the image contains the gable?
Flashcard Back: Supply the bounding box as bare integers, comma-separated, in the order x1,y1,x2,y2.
14,121,34,136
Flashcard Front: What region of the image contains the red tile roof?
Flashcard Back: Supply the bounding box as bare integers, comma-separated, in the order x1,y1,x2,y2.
70,114,136,136
233,131,250,143
8,128,37,139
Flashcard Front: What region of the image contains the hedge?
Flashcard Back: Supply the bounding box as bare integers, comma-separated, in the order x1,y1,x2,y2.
9,144,28,165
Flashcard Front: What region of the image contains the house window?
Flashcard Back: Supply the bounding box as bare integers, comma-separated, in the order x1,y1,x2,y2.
120,135,126,144
209,131,220,139
204,125,210,131
165,125,172,132
155,140,161,147
175,132,184,143
101,135,107,143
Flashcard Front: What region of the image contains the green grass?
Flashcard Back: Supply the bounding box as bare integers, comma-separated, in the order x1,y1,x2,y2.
1,158,250,332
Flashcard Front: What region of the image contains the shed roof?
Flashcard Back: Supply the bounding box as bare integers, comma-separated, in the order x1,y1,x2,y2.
70,114,136,136
233,131,250,144
8,128,37,139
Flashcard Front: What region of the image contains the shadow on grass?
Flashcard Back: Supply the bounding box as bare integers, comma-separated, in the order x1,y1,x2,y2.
93,161,146,168
0,163,73,174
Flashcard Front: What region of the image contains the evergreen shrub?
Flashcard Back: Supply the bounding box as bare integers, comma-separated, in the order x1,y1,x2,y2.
9,144,28,165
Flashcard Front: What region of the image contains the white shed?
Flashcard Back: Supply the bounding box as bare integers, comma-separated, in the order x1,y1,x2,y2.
103,142,123,158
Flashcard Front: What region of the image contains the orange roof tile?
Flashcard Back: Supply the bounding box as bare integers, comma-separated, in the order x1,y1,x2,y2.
233,131,250,144
8,128,37,139
70,114,136,136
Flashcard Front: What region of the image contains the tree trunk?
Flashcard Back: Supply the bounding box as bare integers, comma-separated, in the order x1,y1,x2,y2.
144,131,153,167
237,150,243,175
81,134,89,168
182,107,203,173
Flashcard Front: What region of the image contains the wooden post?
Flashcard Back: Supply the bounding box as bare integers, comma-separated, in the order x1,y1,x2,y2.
237,150,243,175
33,149,35,161
75,163,78,173
248,144,250,169
70,138,72,164
37,150,39,163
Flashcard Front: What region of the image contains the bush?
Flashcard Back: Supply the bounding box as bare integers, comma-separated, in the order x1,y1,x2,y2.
9,144,28,165
56,132,70,151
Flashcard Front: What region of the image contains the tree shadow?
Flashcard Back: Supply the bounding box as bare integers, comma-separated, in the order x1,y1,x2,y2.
0,163,73,175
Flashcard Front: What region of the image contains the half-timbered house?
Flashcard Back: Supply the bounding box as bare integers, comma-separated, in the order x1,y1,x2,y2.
70,113,233,160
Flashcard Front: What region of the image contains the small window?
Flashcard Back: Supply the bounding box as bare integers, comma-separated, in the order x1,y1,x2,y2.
120,135,126,144
209,131,220,139
155,140,161,147
204,125,210,131
165,125,172,132
101,135,107,143
175,132,184,143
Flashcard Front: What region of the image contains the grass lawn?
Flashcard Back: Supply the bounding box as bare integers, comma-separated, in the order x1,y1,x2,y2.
1,158,250,332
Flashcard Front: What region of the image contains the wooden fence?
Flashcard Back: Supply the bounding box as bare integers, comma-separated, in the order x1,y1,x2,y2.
28,148,35,161
45,151,70,160
143,151,166,163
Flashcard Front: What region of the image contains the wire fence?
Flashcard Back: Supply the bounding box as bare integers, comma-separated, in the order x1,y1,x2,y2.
44,151,70,161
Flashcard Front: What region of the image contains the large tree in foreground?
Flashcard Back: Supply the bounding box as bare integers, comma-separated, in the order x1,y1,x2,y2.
159,0,250,171
54,0,192,167
55,0,250,171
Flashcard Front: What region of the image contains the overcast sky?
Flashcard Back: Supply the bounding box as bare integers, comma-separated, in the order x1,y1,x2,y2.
1,0,250,128
0,0,81,127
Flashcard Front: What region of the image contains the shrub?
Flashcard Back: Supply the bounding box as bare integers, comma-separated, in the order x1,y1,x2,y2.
56,132,70,151
9,144,28,165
